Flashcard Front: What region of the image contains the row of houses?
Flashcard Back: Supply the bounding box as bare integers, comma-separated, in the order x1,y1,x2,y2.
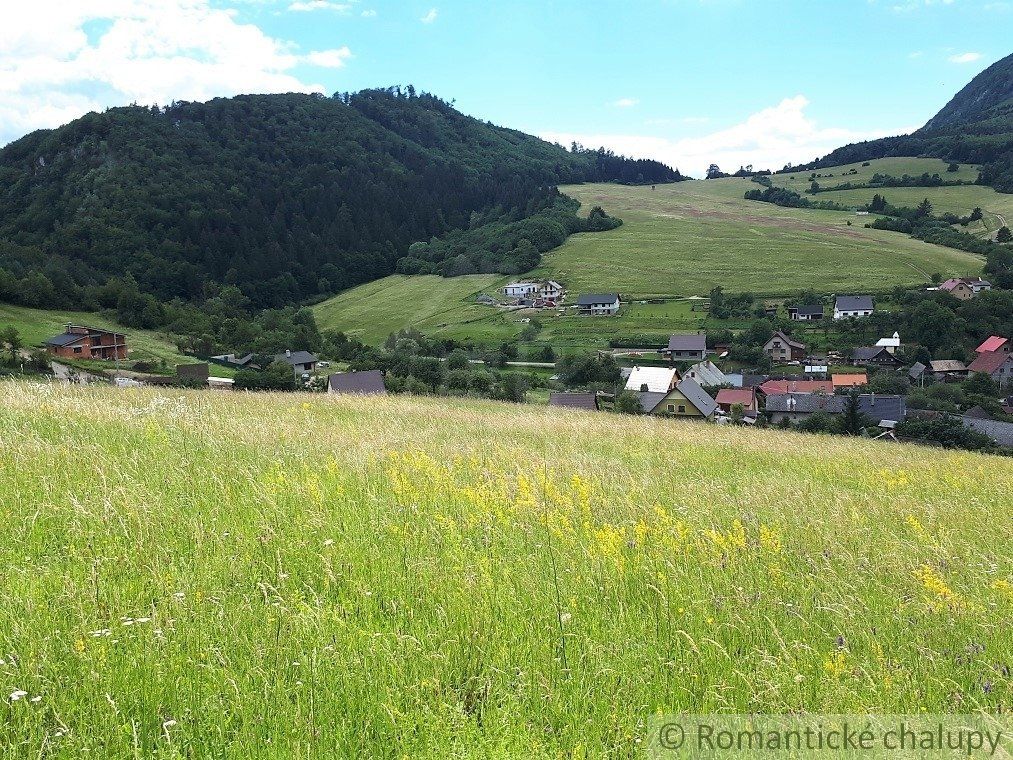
785,295,876,322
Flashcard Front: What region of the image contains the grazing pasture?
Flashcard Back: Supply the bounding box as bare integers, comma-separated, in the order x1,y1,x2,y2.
2,384,1011,757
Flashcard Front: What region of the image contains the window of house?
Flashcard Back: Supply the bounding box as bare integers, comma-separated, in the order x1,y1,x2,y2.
73,347,82,354
678,405,686,413
667,404,674,412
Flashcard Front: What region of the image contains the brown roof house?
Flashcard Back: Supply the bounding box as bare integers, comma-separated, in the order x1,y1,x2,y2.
763,331,807,362
548,392,599,411
45,324,127,361
967,350,1013,387
715,388,757,414
328,370,386,395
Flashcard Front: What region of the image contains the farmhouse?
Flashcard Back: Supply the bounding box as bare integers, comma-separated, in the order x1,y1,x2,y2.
328,370,386,395
976,336,1010,355
661,333,707,361
757,378,833,396
940,277,991,300
928,359,969,380
787,304,824,321
834,295,874,320
967,350,1013,386
683,360,727,387
274,350,318,374
576,293,621,316
548,392,598,411
648,377,718,419
852,345,903,368
763,331,806,362
832,373,867,390
715,388,757,414
45,324,128,361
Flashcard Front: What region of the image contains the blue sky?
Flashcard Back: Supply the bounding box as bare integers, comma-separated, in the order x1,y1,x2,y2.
2,0,1010,174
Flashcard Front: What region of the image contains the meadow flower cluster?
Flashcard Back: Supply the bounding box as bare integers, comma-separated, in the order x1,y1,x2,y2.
0,383,1010,757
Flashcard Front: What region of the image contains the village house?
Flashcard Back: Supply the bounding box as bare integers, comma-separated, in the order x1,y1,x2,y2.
787,304,825,321
575,293,621,316
502,280,564,302
832,373,868,390
833,295,874,320
548,392,598,411
502,282,540,298
274,350,318,374
967,349,1013,387
715,387,757,415
763,331,807,362
683,360,727,387
328,369,386,395
976,336,1010,355
647,377,719,419
928,359,969,381
940,277,991,300
625,365,679,394
875,331,902,355
765,393,906,426
757,378,834,396
45,324,128,361
960,416,1013,449
661,333,707,361
852,345,904,368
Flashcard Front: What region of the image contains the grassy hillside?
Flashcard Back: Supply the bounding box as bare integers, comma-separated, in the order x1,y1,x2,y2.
532,180,982,297
0,304,191,367
771,158,1013,235
1,384,1011,756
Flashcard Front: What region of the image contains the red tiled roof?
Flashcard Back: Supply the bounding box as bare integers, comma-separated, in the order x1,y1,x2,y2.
967,350,1011,375
976,336,1009,354
715,388,756,410
831,373,868,388
758,379,833,395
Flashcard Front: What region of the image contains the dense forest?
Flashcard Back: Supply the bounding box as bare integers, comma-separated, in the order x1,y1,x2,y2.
783,53,1013,193
0,87,683,313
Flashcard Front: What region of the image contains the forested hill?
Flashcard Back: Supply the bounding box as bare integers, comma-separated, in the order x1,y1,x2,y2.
783,53,1013,192
0,88,683,310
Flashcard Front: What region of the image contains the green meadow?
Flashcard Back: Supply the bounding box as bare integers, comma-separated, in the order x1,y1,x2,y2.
1,384,1011,757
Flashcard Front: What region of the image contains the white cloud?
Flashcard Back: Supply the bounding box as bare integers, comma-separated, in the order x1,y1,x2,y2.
541,96,909,178
948,51,982,63
611,98,639,108
305,47,352,68
287,1,352,11
361,9,377,16
0,1,349,146
420,7,438,23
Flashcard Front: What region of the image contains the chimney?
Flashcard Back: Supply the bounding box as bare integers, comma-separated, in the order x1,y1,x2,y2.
286,349,292,358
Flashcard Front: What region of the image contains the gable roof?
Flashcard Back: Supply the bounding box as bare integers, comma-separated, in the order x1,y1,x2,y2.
960,416,1013,448
576,293,620,306
789,304,824,316
766,330,806,350
274,350,318,367
45,333,87,347
832,373,868,388
637,391,669,414
852,345,899,362
715,388,756,409
908,362,926,380
328,370,386,395
976,336,1009,354
858,394,906,424
666,333,707,352
929,359,968,373
758,379,833,395
835,295,874,312
675,377,718,417
625,366,678,394
967,350,1013,375
684,360,727,387
764,393,847,414
940,278,971,291
875,332,901,348
548,392,598,411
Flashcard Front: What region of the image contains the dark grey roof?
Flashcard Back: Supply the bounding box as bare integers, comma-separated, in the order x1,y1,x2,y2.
274,350,318,366
637,391,668,413
961,416,1013,447
768,330,806,349
45,333,86,347
853,346,897,362
741,374,769,388
764,393,847,414
790,304,824,316
675,377,718,417
549,392,598,411
836,295,874,312
858,394,906,423
666,333,707,352
576,293,620,306
908,361,926,380
328,370,386,395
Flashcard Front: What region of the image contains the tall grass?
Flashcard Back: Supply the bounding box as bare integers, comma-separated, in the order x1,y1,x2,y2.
1,383,1011,757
